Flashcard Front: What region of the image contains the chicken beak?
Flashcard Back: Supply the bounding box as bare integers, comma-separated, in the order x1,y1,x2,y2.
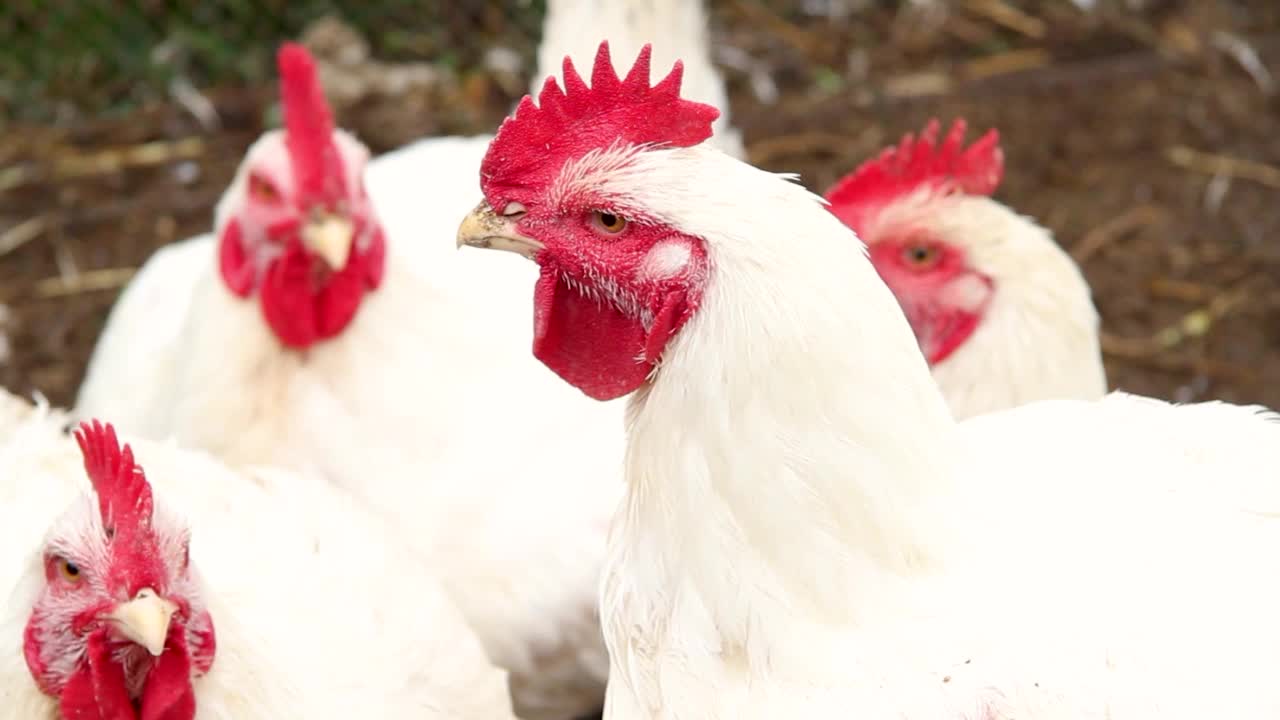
456,201,544,260
104,588,178,657
302,214,355,270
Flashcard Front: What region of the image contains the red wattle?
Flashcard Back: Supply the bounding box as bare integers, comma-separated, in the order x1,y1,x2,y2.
259,241,371,349
59,629,137,720
139,627,197,720
923,309,983,365
644,291,687,366
532,266,685,401
896,295,984,367
362,224,387,289
217,221,254,298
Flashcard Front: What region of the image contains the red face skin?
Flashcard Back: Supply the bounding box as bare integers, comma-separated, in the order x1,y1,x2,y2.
217,168,386,349
23,423,216,720
866,230,993,365
24,550,216,720
497,199,708,401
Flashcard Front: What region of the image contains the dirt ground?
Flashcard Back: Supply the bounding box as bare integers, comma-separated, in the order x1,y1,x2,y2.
1,0,1278,411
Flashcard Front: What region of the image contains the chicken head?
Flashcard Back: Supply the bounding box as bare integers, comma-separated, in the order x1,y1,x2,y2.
214,43,386,349
823,119,1004,365
22,421,215,720
457,42,720,401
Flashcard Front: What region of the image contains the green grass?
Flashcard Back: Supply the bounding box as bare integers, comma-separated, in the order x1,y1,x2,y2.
0,0,546,125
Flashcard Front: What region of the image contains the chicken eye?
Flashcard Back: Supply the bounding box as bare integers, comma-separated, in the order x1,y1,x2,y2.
248,174,281,205
56,558,83,583
590,210,628,235
902,243,942,270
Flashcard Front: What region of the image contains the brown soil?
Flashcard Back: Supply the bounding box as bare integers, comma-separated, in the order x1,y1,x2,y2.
2,0,1278,411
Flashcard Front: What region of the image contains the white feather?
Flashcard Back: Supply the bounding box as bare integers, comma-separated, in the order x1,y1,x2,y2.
554,146,1280,719
0,391,515,719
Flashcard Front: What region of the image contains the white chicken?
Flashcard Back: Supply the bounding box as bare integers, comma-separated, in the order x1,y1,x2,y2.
824,119,1105,418
458,44,1280,720
0,394,515,719
74,3,739,717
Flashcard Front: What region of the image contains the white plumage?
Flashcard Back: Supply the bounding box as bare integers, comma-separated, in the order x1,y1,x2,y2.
459,136,1280,718
74,3,738,717
0,391,515,719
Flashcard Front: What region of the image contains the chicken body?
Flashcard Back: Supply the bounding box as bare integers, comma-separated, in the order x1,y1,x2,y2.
0,393,515,719
456,48,1280,719
600,156,1280,719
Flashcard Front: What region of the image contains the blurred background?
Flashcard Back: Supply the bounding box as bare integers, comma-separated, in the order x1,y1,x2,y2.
0,0,1276,409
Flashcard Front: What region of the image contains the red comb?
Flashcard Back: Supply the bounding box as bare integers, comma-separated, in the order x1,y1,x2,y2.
480,41,720,200
74,420,154,545
277,42,346,205
824,119,1004,231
